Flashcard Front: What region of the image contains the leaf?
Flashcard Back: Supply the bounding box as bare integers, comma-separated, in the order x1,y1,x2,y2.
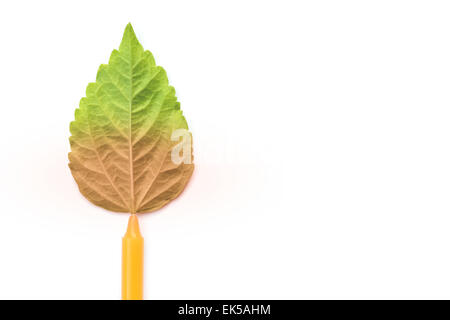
69,24,194,213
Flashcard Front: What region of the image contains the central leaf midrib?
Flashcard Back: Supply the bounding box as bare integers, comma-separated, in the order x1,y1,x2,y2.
127,44,135,214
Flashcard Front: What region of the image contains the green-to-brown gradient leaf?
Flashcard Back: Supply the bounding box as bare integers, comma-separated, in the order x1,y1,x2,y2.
69,24,194,213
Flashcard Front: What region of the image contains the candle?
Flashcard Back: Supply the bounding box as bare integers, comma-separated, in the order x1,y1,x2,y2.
122,214,144,300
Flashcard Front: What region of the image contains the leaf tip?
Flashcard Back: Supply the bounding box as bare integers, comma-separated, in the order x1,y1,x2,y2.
123,22,137,41
125,22,134,32
119,23,141,53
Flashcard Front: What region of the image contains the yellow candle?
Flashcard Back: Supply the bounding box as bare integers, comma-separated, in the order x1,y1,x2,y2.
122,214,144,300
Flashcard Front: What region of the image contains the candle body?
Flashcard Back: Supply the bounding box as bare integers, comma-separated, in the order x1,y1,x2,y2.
122,215,144,300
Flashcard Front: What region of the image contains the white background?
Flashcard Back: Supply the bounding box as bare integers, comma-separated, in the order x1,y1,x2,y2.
1,0,450,299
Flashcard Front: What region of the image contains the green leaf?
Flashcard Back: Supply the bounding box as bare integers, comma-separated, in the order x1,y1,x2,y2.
69,23,194,213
